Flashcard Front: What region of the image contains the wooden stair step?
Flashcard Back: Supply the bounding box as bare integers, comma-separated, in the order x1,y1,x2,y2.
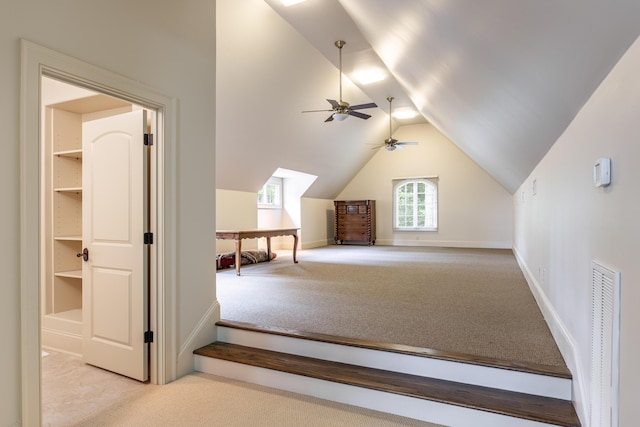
217,319,572,379
195,342,580,427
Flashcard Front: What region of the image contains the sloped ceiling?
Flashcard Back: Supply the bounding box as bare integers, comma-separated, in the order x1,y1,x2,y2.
216,0,391,199
217,0,640,196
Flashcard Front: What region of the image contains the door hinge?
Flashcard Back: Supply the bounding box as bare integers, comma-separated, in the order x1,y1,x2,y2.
144,133,154,146
144,331,154,343
144,232,153,244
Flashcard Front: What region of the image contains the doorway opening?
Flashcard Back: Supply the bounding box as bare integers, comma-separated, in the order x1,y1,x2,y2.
21,40,176,427
40,76,154,424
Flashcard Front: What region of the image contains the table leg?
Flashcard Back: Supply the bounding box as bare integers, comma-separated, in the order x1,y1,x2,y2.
235,239,242,276
266,237,272,261
293,233,298,263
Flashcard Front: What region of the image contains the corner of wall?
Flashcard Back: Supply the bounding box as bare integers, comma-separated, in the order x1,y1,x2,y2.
301,239,332,249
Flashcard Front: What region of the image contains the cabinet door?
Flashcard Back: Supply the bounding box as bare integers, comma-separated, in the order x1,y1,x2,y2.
82,110,148,381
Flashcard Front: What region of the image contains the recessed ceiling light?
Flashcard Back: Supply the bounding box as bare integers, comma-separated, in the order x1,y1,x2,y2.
280,0,306,6
353,68,386,85
393,109,417,119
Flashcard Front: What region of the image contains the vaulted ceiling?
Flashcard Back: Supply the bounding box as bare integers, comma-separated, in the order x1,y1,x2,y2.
216,0,640,197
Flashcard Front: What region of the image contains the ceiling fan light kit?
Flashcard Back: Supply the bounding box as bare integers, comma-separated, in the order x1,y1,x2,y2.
302,40,378,122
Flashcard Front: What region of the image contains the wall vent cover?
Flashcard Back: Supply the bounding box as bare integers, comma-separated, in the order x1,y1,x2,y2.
590,260,621,427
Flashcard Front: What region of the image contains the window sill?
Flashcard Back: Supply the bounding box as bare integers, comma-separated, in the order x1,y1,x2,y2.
393,228,438,232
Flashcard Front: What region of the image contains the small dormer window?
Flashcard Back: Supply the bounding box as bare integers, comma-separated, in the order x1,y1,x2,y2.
257,176,282,209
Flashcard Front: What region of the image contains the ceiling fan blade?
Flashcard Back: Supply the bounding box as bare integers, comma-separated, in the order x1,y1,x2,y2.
324,114,335,122
349,102,377,110
349,110,371,120
327,99,340,109
302,109,334,113
397,141,419,146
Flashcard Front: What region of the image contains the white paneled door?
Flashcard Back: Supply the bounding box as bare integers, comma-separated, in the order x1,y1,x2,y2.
82,110,148,381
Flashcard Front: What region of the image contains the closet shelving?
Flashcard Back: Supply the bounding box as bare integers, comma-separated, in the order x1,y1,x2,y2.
49,107,83,320
42,93,131,355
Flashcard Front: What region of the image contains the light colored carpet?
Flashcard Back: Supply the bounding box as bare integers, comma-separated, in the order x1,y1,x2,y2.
217,245,566,368
71,372,443,427
42,350,148,427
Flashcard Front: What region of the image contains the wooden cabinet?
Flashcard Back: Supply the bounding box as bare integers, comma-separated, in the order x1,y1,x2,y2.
334,200,376,245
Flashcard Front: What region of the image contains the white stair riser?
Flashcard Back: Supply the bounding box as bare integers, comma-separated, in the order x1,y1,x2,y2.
195,356,555,427
217,326,571,400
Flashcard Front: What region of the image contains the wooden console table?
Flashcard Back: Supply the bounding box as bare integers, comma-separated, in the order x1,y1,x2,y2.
216,228,299,275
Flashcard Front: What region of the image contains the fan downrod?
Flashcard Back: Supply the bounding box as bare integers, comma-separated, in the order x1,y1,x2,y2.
301,39,377,121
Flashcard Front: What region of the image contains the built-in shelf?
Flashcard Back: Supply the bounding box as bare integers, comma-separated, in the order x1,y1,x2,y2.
45,308,82,323
44,94,133,356
54,270,82,279
45,105,85,353
54,149,83,159
54,187,83,192
54,235,82,241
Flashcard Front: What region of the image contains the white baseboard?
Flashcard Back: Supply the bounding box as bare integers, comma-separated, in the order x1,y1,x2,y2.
41,328,82,357
513,247,588,426
301,239,332,249
376,239,512,249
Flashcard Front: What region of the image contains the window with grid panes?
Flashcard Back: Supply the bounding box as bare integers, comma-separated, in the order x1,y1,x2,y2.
257,176,282,209
393,178,438,231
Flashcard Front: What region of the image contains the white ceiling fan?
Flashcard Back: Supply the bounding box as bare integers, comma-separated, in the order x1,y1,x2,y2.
382,96,419,151
302,40,377,122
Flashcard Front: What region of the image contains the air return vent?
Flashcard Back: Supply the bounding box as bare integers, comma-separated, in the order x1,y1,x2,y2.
590,261,621,427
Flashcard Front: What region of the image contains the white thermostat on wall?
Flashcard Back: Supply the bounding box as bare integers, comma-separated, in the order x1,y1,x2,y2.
593,158,611,187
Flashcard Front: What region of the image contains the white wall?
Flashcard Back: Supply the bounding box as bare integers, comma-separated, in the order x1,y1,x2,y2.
216,190,330,252
216,189,259,253
301,197,335,248
513,35,640,426
1,2,215,425
338,123,513,248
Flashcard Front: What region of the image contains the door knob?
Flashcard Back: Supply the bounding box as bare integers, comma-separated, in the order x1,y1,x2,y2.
77,248,89,262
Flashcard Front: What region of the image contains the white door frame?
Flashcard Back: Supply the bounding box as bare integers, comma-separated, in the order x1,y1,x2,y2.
20,40,177,426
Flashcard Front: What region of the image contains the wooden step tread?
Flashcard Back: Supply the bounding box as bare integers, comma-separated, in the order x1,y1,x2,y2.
195,342,580,427
216,319,572,379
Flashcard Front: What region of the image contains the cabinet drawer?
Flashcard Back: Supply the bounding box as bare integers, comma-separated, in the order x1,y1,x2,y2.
337,231,369,241
337,214,368,222
337,223,367,232
336,204,369,214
